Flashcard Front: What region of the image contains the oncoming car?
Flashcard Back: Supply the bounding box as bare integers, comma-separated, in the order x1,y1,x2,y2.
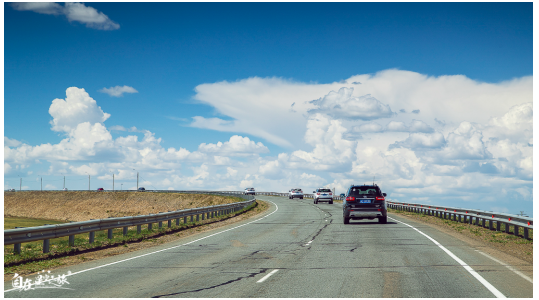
313,188,333,204
244,188,255,195
289,188,303,199
343,184,387,224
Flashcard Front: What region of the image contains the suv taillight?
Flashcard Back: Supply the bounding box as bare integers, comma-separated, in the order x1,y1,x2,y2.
317,193,320,195
346,197,355,201
329,193,332,195
375,196,385,201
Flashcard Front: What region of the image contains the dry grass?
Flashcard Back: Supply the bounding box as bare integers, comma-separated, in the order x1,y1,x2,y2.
4,191,243,222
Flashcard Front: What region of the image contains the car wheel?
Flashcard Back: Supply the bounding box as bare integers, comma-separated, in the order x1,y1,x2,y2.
378,216,387,224
344,217,350,224
301,197,303,199
329,201,333,204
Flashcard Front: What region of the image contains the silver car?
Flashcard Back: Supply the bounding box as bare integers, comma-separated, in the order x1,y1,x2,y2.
244,188,255,195
289,188,303,199
313,188,333,204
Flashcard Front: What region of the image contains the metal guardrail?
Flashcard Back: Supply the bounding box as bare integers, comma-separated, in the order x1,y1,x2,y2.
5,191,255,254
388,201,533,239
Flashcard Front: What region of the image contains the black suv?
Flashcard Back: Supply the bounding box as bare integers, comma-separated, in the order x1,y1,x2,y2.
343,184,387,224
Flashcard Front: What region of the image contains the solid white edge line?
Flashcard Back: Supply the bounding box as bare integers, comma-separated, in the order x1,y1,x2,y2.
388,217,506,298
4,199,279,293
257,269,279,283
475,250,533,283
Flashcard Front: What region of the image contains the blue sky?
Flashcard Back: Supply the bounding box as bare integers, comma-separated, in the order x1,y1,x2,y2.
3,2,533,216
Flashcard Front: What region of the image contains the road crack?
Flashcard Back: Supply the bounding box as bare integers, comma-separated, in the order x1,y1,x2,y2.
151,269,269,297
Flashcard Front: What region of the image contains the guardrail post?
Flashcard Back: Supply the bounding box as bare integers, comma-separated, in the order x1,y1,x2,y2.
458,215,461,223
488,220,493,230
524,227,529,239
43,239,50,253
148,223,153,231
137,225,141,234
475,217,480,226
14,243,21,254
176,218,180,226
514,225,519,237
505,222,510,233
158,221,163,228
107,229,113,239
469,216,473,224
202,213,205,220
69,235,75,246
184,216,187,224
168,220,172,228
89,231,95,243
196,214,199,222
123,226,128,236
496,221,501,231
482,218,486,228
190,215,194,222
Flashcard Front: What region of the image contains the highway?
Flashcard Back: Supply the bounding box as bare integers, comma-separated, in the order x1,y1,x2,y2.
4,195,533,297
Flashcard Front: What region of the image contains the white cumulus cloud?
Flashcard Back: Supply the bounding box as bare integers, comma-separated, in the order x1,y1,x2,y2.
99,86,139,97
309,87,394,120
198,135,269,156
11,2,120,30
49,87,111,132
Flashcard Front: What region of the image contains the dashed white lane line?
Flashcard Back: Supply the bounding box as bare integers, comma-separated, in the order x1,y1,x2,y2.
257,269,279,283
304,240,313,246
389,217,506,298
475,250,533,283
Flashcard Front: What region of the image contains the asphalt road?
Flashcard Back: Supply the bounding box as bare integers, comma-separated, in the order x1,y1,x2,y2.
4,195,533,297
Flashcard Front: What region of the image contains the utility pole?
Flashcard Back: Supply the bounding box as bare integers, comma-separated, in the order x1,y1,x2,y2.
41,177,42,191
88,175,90,191
19,178,22,191
63,176,65,189
137,172,139,190
113,173,115,191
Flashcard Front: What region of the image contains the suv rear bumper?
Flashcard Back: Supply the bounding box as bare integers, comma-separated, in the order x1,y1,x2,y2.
349,211,384,218
316,197,333,201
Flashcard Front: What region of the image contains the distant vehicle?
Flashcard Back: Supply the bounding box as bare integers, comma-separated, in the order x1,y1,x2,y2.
97,188,104,191
340,193,345,199
63,188,68,191
138,187,145,192
289,188,303,199
313,188,333,204
7,189,15,192
343,184,387,224
244,188,255,195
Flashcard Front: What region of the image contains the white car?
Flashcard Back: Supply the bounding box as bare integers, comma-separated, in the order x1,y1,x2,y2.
289,188,303,199
244,188,255,195
313,188,333,204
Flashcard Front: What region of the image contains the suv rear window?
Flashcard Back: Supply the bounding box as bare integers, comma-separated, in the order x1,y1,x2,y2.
349,186,381,197
319,189,331,192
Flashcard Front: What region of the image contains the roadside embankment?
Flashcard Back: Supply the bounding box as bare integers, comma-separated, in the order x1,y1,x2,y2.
4,191,244,222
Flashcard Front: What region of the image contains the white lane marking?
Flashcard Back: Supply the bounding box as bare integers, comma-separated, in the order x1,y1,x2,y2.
475,250,533,283
4,199,279,293
389,217,506,298
304,240,313,246
257,269,279,283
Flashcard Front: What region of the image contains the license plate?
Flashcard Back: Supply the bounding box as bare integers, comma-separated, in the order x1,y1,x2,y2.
359,199,371,203
322,194,327,196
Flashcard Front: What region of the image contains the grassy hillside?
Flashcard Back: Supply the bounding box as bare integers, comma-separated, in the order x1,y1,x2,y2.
4,191,244,222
